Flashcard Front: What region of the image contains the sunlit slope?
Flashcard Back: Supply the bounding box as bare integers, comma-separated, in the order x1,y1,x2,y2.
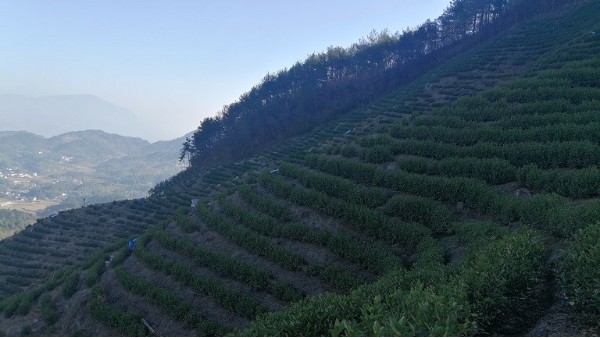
1,1,599,336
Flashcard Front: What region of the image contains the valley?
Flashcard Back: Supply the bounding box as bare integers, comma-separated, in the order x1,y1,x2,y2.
0,130,186,238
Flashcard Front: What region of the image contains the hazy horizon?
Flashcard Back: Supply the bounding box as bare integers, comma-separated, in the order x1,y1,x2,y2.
0,92,186,142
1,0,450,141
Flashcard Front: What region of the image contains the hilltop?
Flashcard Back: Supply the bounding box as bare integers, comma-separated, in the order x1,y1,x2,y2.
1,0,599,336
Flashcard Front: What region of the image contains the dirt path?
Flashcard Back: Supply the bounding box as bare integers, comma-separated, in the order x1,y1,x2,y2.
527,303,599,337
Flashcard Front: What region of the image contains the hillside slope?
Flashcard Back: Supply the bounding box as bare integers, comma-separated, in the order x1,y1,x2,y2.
182,0,585,169
1,1,600,336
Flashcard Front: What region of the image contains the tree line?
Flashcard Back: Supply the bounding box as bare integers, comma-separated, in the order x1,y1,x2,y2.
181,0,579,167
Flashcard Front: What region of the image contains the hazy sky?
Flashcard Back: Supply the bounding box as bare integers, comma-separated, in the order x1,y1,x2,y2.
1,0,450,141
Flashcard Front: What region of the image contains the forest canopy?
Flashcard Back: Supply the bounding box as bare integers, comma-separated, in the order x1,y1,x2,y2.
181,0,574,167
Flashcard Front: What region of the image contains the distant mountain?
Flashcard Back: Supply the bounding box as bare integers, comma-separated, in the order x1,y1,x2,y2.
48,130,150,164
0,94,143,138
0,129,188,217
0,130,147,171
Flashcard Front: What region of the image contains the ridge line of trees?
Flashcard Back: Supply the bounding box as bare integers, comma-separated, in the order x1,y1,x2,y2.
181,0,583,168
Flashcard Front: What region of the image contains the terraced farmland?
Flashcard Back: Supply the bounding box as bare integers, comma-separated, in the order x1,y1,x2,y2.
1,1,600,336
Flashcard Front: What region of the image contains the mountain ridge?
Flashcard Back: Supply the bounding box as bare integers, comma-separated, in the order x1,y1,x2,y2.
0,129,187,219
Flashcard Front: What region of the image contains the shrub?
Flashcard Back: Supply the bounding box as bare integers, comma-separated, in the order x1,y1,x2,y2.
20,325,32,337
557,223,600,323
279,162,387,208
173,206,196,233
62,272,79,299
360,145,394,163
237,185,292,222
89,286,146,336
457,230,546,330
84,259,105,287
384,195,453,234
220,197,401,275
41,294,58,325
330,284,474,336
114,267,222,335
134,247,267,317
259,172,430,251
111,246,132,267
518,193,569,229
340,145,358,158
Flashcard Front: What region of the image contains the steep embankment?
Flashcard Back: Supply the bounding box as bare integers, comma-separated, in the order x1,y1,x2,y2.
1,1,599,336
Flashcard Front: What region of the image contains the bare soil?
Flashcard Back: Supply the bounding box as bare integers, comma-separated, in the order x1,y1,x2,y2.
527,303,599,337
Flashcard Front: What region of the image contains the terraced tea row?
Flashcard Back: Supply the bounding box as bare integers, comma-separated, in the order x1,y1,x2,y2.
1,1,599,336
